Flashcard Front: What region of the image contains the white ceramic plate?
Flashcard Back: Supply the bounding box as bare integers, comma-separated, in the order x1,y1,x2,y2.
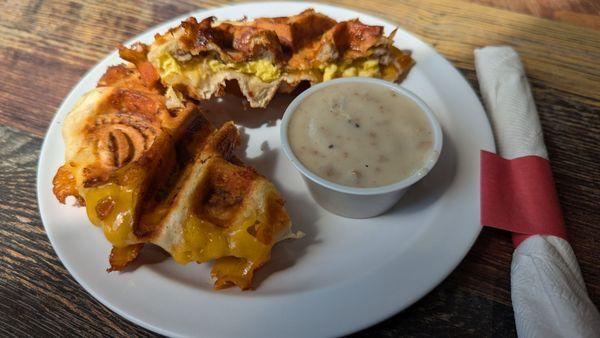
37,2,495,337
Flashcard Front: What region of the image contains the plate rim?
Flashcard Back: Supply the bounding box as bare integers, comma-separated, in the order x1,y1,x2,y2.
37,2,496,337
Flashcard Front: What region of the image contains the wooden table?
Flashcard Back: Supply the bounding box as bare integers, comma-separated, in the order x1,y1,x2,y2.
1,0,598,336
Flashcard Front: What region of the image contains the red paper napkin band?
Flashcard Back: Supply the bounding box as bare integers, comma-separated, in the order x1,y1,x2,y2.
481,150,567,247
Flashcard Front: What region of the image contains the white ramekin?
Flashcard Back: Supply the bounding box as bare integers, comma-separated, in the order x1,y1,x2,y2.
280,77,443,218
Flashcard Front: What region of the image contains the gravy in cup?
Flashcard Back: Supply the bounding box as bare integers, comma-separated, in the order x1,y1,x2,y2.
287,82,435,188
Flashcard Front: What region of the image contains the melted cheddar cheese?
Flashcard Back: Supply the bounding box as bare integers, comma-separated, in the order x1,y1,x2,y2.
80,163,148,247
84,183,137,246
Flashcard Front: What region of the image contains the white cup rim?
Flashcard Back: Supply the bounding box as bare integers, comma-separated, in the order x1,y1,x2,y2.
280,77,443,196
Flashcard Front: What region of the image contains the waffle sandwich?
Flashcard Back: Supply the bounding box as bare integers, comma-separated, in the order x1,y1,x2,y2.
146,9,414,107
52,9,414,290
53,62,294,290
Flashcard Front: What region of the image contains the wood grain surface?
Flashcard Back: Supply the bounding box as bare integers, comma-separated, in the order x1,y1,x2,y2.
0,0,598,336
467,0,600,29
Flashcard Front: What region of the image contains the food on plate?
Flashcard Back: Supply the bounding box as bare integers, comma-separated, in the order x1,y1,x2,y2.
51,9,416,289
52,63,295,290
52,61,197,216
287,81,434,188
145,9,414,108
139,121,294,289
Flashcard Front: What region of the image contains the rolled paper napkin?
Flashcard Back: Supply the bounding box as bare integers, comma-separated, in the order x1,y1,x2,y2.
475,46,600,337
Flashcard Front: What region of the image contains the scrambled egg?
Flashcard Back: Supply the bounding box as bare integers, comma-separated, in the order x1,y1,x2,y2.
321,59,381,81
156,51,281,83
207,59,281,82
154,48,392,85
